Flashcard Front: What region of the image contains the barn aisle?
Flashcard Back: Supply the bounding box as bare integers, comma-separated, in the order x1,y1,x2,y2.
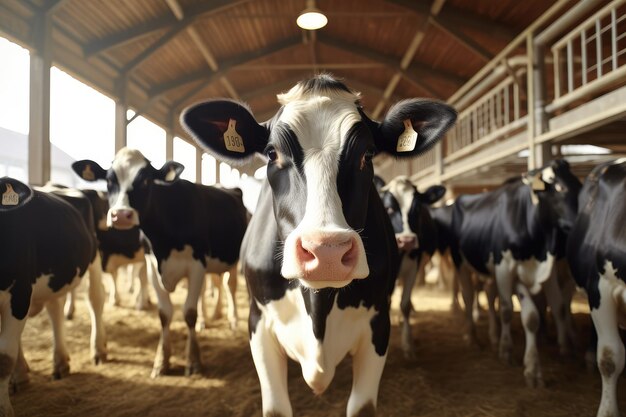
13,276,625,417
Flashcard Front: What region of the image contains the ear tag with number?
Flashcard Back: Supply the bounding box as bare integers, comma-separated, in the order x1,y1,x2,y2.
224,119,245,153
396,119,418,152
2,183,19,206
82,164,95,181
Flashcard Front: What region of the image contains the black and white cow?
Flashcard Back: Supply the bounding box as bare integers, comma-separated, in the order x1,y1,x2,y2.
451,160,581,388
72,150,248,377
181,75,456,417
62,188,152,314
567,159,626,417
0,177,106,416
377,175,445,359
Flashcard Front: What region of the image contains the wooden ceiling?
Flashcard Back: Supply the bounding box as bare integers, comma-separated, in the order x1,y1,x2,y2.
0,0,558,140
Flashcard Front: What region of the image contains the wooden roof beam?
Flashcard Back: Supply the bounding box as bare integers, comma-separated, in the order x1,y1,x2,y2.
428,16,493,62
82,0,251,59
148,36,301,98
387,0,516,42
318,34,463,97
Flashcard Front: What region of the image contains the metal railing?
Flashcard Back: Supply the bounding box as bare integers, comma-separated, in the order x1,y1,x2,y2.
549,0,626,112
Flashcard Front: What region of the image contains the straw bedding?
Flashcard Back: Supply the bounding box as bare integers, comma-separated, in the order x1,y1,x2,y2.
13,276,625,416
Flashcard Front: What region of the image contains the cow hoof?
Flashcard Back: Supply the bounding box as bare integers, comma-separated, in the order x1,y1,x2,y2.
524,372,545,389
9,374,29,394
185,362,203,377
93,351,107,365
499,349,513,365
52,363,70,380
151,364,170,378
65,311,74,321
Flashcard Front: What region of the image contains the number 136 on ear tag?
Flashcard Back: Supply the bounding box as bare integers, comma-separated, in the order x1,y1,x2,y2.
396,119,418,152
224,119,245,153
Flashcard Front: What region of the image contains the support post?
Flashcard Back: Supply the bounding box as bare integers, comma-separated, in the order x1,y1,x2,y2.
526,34,536,171
28,13,52,186
434,142,444,183
166,113,175,161
195,147,202,183
114,77,128,153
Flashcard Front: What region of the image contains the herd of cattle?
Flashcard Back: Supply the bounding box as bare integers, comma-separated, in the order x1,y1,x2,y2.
0,75,624,417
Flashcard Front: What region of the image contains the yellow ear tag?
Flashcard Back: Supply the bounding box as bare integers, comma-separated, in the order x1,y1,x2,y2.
2,183,19,206
396,119,418,152
223,119,245,153
82,164,95,181
531,175,545,191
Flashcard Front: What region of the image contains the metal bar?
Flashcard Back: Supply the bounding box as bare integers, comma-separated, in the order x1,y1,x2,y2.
596,18,602,78
496,89,502,129
504,84,510,124
514,81,520,120
612,8,618,71
546,64,626,112
567,40,574,93
526,34,536,170
581,29,587,85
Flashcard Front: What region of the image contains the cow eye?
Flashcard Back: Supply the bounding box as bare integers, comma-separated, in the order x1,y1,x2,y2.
387,207,394,215
266,148,278,162
364,149,375,162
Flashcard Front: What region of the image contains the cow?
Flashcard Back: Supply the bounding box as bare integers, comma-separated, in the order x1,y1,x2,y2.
566,159,626,417
71,150,248,377
376,175,445,359
181,74,456,417
450,160,581,388
0,177,106,417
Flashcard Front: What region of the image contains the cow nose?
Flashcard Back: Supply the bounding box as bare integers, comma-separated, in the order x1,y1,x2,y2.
295,233,358,282
396,235,417,250
110,209,135,229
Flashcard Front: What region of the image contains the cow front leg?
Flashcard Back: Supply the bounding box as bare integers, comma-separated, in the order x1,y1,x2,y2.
458,264,478,346
516,283,543,388
223,267,238,330
148,255,173,378
197,274,210,331
249,313,291,417
591,278,625,417
399,256,419,360
347,337,387,417
0,306,26,417
183,267,204,376
133,262,151,311
45,297,71,379
495,267,514,363
105,269,120,307
485,278,499,349
10,343,29,392
87,259,107,364
542,270,572,357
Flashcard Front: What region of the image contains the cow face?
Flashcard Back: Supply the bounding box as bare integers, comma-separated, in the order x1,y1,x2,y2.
182,75,456,289
72,149,184,230
379,176,445,251
523,159,581,233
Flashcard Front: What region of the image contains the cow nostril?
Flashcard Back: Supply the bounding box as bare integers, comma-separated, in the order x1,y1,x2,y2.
341,239,357,267
297,238,316,262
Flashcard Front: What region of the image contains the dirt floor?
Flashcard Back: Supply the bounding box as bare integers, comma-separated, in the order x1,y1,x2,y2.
12,274,626,417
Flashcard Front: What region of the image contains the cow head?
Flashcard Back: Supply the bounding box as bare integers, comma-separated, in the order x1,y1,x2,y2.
522,159,581,233
182,75,456,289
72,149,184,230
379,176,445,251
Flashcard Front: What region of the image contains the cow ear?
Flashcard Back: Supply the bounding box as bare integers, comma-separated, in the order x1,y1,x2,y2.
0,177,34,210
181,99,269,165
157,161,185,182
419,185,447,205
374,99,456,158
72,160,107,182
522,171,546,191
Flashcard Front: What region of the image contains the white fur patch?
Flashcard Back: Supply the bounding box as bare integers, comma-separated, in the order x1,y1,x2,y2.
159,245,232,292
108,147,148,227
499,250,555,294
252,288,377,394
383,176,418,243
277,86,369,282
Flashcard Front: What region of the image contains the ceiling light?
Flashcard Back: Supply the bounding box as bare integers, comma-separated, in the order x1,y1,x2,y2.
297,0,327,30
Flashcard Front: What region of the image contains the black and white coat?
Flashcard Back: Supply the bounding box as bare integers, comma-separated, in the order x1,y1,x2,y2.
377,175,445,359
72,151,248,378
0,178,106,416
566,159,626,417
450,160,581,388
181,75,456,417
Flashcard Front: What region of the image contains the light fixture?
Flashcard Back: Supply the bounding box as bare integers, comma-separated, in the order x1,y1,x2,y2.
296,0,327,31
